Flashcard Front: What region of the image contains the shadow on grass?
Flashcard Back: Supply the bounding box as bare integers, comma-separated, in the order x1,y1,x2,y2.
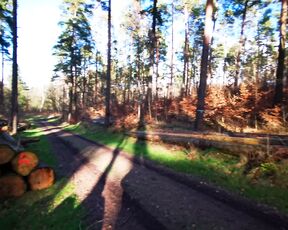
79,122,288,215
36,123,148,229
134,122,149,163
0,127,87,230
1,117,144,229
0,175,84,230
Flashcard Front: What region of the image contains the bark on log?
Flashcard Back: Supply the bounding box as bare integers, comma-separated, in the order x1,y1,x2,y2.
11,152,39,176
0,126,8,132
126,131,288,160
0,132,24,152
28,167,55,191
0,144,16,165
0,173,27,198
0,119,8,127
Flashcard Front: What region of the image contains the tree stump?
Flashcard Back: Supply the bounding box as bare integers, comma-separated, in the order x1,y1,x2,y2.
0,174,27,198
11,152,39,176
28,167,55,191
0,145,16,165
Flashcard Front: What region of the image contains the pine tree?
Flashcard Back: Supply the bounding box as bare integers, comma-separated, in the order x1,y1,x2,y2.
10,0,18,134
105,0,112,126
194,0,214,131
0,0,12,113
273,0,287,105
53,0,94,122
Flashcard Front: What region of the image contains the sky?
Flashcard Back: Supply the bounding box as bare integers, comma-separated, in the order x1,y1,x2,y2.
6,0,281,91
17,0,129,89
14,0,189,90
18,0,62,89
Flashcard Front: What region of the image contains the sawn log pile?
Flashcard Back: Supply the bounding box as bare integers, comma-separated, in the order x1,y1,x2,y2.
0,124,55,198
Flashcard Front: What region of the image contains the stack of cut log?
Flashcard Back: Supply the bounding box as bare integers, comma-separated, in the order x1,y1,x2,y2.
0,125,55,198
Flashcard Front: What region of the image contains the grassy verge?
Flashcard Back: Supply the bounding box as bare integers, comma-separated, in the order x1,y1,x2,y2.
0,127,85,230
65,122,288,214
21,128,56,166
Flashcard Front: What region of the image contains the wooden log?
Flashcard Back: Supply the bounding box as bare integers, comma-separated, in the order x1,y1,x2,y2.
126,131,288,160
0,119,8,127
0,173,27,198
20,137,40,147
0,119,8,132
0,162,13,174
0,144,16,165
28,167,55,191
0,132,24,152
11,152,39,176
0,126,8,132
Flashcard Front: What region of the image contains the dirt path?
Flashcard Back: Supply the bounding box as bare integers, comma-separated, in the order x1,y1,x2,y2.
40,123,285,230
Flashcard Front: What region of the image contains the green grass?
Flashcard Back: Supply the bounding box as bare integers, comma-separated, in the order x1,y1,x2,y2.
0,179,84,230
65,122,288,214
24,114,47,121
20,128,56,167
46,116,61,124
0,127,85,230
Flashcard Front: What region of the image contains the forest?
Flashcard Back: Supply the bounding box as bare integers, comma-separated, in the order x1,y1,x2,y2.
0,0,287,133
0,0,288,229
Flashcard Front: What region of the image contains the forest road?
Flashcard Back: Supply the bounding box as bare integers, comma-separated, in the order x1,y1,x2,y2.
39,122,285,230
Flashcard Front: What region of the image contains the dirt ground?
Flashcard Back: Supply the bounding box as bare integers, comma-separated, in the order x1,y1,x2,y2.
40,123,287,230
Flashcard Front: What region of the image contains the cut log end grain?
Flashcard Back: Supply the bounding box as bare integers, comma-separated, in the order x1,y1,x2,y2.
28,167,55,191
0,126,9,132
0,174,27,198
11,152,39,176
0,144,16,165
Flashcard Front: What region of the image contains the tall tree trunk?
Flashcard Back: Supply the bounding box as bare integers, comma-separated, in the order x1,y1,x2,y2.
254,62,259,129
185,58,190,95
72,72,78,121
207,11,217,84
105,0,112,127
0,49,4,112
222,57,227,87
273,0,287,105
182,5,189,98
11,0,18,134
68,62,74,122
82,77,86,109
68,85,73,122
61,85,66,119
155,39,160,100
82,59,87,109
127,63,132,105
169,0,174,99
146,0,157,119
190,46,197,95
234,0,248,91
94,52,99,106
194,0,214,131
134,34,145,126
